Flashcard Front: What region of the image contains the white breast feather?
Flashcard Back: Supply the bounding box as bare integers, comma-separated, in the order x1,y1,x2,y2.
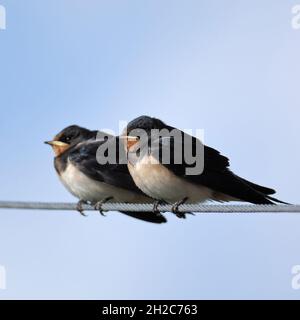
128,155,213,203
59,162,150,203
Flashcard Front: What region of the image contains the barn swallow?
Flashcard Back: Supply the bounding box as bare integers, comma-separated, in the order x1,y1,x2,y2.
123,116,288,218
45,125,166,224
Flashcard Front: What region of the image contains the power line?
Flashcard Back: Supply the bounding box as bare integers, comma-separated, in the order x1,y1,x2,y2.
0,201,299,214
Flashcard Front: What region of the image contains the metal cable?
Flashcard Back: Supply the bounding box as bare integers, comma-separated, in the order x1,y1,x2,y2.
0,201,299,214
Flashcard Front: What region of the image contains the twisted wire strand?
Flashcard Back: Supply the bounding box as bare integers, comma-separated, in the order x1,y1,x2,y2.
0,201,299,214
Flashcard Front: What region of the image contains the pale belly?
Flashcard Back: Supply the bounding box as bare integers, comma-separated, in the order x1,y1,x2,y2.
128,155,214,203
59,162,150,203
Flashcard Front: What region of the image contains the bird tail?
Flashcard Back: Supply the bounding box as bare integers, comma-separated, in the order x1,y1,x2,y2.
237,177,276,195
209,171,289,205
233,174,289,205
264,195,290,205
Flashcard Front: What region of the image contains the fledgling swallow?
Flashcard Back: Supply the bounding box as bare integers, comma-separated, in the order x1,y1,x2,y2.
45,125,167,224
123,116,288,218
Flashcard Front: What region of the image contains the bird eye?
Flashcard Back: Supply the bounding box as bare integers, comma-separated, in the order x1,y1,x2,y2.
65,136,71,142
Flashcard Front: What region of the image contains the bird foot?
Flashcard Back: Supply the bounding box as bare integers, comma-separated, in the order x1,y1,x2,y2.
94,197,114,216
76,200,88,217
171,197,189,219
152,200,167,214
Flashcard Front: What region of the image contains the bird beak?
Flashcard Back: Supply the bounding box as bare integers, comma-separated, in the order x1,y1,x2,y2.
44,141,69,147
120,136,139,150
44,140,70,156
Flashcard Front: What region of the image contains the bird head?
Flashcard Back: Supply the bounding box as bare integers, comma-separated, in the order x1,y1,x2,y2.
122,116,167,151
45,125,96,156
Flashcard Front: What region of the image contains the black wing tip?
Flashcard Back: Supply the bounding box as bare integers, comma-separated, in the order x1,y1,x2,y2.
120,211,168,224
260,187,276,195
235,175,276,195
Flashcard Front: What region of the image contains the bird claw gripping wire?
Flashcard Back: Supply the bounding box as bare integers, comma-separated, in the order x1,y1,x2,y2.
152,199,167,214
94,197,114,216
76,200,88,217
171,197,193,219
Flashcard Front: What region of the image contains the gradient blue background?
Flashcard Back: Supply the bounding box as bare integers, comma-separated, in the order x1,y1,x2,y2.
0,0,300,299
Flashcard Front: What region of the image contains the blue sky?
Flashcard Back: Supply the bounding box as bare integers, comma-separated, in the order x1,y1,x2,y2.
0,0,300,299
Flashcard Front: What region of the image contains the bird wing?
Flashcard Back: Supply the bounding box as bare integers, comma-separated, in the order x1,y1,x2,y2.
119,211,167,224
150,130,281,205
68,138,168,223
68,138,143,193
